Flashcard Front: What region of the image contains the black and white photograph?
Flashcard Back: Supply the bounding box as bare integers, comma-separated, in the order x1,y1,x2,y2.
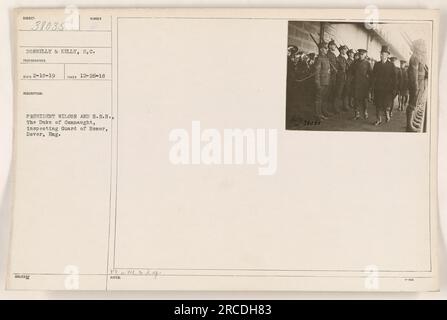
286,21,431,132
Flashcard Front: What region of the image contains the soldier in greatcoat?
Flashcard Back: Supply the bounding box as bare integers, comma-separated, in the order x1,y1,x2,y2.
294,51,309,111
389,56,400,117
334,45,348,112
327,40,339,114
286,45,299,126
313,42,331,120
352,49,372,120
343,49,355,110
398,60,409,111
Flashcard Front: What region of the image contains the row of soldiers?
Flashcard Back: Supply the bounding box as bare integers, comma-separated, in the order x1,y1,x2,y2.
287,39,428,131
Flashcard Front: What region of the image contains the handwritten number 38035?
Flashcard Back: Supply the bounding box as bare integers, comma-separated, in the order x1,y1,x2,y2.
31,21,65,31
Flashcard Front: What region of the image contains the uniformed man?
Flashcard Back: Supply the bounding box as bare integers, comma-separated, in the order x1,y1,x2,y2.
287,45,298,83
307,52,317,68
407,39,427,132
295,52,311,111
344,49,355,110
398,60,409,111
306,52,317,110
352,48,371,120
314,42,331,120
367,57,376,103
371,45,398,125
335,45,348,112
293,51,302,66
389,56,400,116
286,45,299,126
295,52,309,81
327,39,338,114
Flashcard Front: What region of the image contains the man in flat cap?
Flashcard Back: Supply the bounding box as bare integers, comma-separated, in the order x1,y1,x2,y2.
371,45,398,125
335,45,348,112
313,41,331,120
352,48,372,120
398,60,409,111
327,39,339,114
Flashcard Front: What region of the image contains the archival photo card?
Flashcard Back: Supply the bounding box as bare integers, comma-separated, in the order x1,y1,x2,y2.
7,8,440,292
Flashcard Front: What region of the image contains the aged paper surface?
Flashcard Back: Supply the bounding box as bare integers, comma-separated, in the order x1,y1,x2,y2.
7,8,439,291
